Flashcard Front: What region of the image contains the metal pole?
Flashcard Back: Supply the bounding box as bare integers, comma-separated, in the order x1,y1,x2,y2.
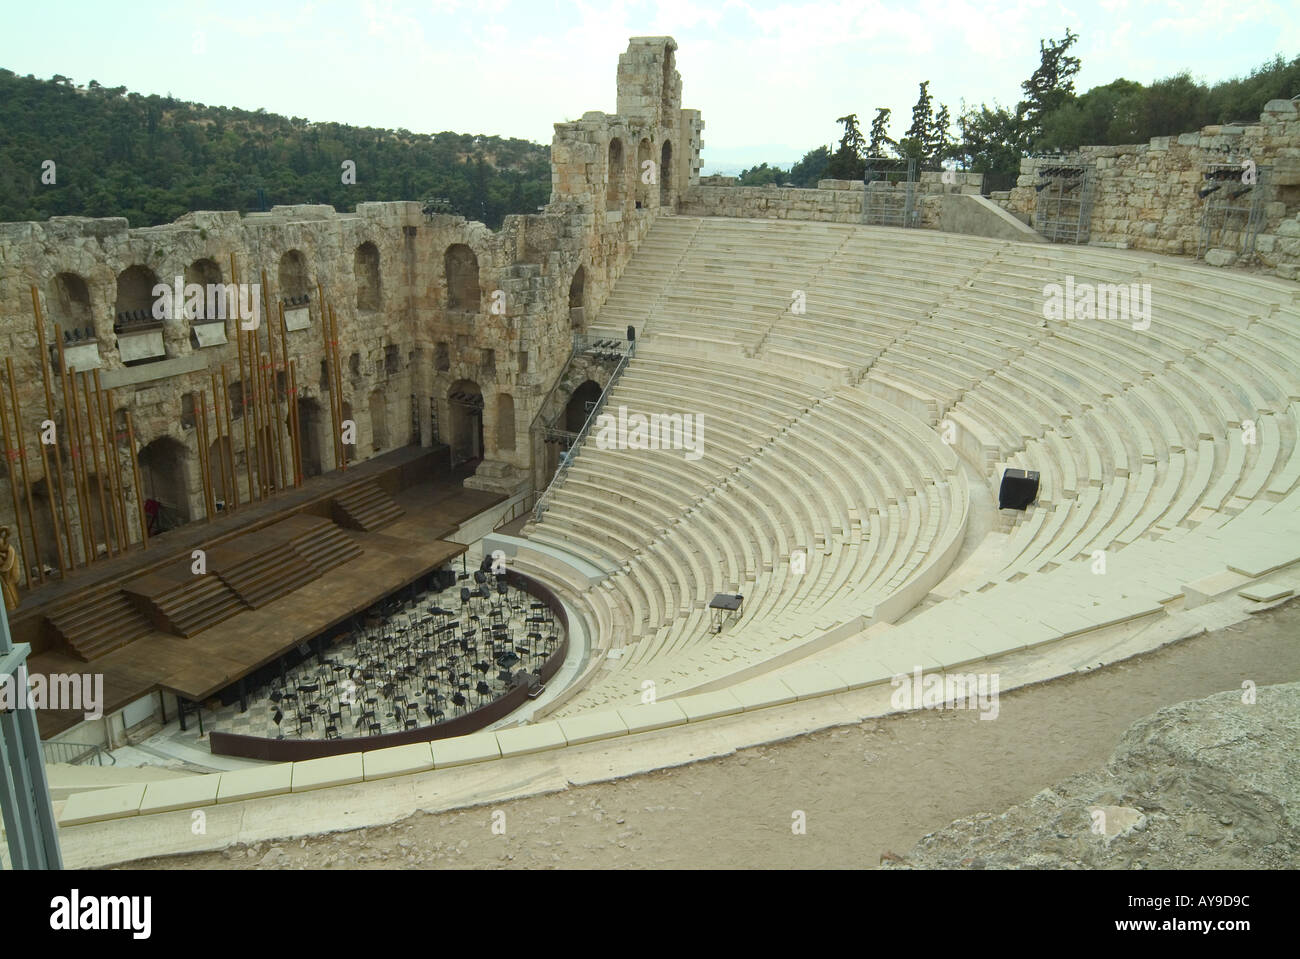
4,358,43,583
330,305,347,471
93,372,126,552
0,371,30,589
195,391,214,522
79,372,113,558
31,288,74,572
319,283,341,471
220,365,239,510
287,358,303,486
233,254,257,503
126,412,148,549
55,333,94,567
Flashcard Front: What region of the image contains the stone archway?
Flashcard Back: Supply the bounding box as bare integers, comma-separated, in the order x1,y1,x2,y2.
48,272,93,339
607,138,625,212
566,380,603,433
448,380,484,463
444,244,480,312
354,241,381,312
636,138,653,208
278,250,310,301
296,396,324,478
137,436,192,534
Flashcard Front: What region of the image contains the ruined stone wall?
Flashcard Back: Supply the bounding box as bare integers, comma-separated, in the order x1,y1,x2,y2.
679,172,983,227
998,98,1300,278
0,36,698,581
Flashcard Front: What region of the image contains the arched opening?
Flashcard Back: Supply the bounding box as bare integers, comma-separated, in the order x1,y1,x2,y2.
448,380,484,464
565,380,603,433
636,138,653,208
48,272,93,340
184,258,223,317
297,397,324,478
186,258,226,348
278,249,310,304
444,244,479,312
114,265,157,320
660,140,674,207
661,48,675,121
369,388,388,451
115,265,166,366
207,435,234,507
496,393,516,452
607,138,625,212
137,436,192,534
568,266,586,330
354,241,381,312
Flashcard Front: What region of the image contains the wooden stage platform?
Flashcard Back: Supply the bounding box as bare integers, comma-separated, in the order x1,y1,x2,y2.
15,447,506,738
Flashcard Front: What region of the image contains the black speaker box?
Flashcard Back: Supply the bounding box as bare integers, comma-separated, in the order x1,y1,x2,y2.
999,468,1040,510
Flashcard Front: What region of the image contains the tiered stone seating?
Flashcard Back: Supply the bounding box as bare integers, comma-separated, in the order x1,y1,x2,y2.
522,216,1300,713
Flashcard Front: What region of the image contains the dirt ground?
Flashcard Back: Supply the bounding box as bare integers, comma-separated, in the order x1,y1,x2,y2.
123,600,1300,869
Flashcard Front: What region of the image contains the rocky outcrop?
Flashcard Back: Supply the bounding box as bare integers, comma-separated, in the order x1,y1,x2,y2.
884,682,1300,869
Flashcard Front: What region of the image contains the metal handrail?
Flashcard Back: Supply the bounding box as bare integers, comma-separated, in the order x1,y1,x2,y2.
528,331,584,438
533,338,637,522
40,740,116,767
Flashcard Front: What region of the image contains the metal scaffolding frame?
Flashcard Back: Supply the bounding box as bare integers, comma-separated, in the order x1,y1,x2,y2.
1198,160,1269,261
1,602,63,869
1032,155,1096,244
862,157,919,228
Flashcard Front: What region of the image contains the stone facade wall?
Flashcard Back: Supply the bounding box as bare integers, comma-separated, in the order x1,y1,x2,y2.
998,98,1300,278
0,37,700,578
679,172,983,227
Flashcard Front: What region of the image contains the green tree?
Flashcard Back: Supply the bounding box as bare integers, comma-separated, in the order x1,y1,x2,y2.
738,162,787,186
1019,29,1082,149
867,108,893,157
787,146,831,187
826,113,866,180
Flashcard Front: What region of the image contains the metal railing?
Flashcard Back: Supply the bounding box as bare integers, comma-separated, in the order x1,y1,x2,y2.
528,332,585,440
40,740,116,767
533,338,637,522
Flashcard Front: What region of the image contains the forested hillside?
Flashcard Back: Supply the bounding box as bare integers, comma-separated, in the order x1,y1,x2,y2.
0,70,552,228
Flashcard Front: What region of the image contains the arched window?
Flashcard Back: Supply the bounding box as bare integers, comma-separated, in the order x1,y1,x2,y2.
278,249,310,303
607,138,625,212
115,265,157,319
444,244,480,311
48,272,93,338
636,138,653,208
115,265,166,365
661,48,675,122
354,242,381,311
137,436,193,533
660,140,674,207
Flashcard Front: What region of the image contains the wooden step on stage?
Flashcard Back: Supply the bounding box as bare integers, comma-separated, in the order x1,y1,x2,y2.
46,586,154,662
120,516,365,642
333,481,405,531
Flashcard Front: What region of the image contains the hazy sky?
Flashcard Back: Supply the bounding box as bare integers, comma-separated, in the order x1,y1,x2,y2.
2,0,1295,170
